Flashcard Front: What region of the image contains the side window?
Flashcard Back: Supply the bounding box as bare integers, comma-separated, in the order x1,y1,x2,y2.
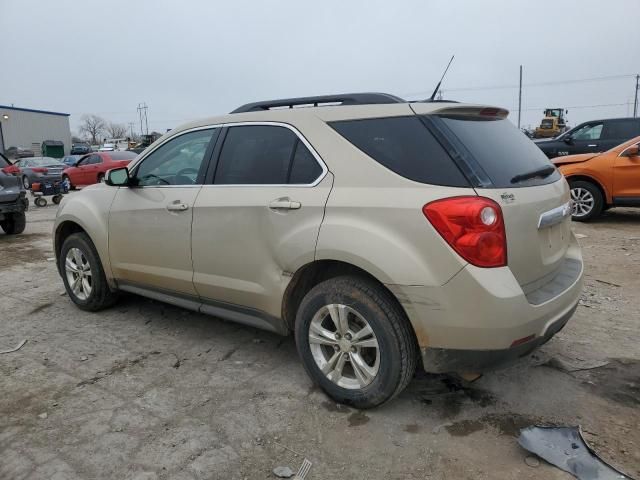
134,129,216,186
573,123,603,141
215,125,297,185
603,121,639,140
90,155,103,164
77,155,90,166
288,141,323,184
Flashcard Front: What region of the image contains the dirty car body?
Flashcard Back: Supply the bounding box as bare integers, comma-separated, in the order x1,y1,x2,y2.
0,153,28,234
54,93,583,408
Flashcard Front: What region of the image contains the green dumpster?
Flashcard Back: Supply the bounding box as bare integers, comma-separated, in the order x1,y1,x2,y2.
41,140,65,158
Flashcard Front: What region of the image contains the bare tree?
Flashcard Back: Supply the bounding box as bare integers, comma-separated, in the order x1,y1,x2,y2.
78,115,106,145
106,122,127,139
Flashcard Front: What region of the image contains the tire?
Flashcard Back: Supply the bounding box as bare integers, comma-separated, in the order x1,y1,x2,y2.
52,195,63,205
97,173,105,183
295,275,417,409
59,232,118,311
34,197,47,207
22,176,31,189
569,180,603,222
0,212,26,234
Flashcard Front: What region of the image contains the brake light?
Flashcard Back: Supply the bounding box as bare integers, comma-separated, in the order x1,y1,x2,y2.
2,165,19,174
423,196,507,268
31,167,48,173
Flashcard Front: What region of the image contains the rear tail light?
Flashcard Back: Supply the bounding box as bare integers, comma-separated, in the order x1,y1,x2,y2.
423,196,507,268
31,167,48,173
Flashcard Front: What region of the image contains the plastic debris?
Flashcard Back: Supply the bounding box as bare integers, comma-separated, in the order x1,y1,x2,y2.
0,339,27,354
293,458,312,480
273,466,293,478
518,426,632,479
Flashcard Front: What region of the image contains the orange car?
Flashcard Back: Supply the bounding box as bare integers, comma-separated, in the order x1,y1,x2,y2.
552,136,640,221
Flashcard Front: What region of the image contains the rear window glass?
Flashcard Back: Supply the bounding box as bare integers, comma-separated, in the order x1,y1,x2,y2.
109,152,137,160
436,116,561,188
330,116,469,187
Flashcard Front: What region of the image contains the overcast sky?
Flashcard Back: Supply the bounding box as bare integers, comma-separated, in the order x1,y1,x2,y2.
2,0,639,136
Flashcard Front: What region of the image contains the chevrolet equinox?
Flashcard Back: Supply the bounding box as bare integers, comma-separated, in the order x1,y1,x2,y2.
54,93,583,408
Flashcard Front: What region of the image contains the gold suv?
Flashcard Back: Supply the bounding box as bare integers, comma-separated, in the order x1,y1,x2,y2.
54,93,583,408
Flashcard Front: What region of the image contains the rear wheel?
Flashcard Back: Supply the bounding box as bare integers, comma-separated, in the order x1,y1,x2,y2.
295,276,417,409
59,232,118,311
569,180,603,222
34,197,47,207
62,174,75,190
97,173,105,183
52,195,63,205
0,212,26,234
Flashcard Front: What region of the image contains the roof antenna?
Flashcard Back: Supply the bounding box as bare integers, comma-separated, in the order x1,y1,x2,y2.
429,55,455,101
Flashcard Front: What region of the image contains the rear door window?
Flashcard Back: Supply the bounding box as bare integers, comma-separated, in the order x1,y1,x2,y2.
603,120,640,140
215,125,303,185
330,116,469,187
288,141,323,184
572,123,603,140
434,115,561,188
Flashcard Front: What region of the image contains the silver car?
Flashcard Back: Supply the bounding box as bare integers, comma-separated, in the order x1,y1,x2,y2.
13,156,65,189
54,93,583,408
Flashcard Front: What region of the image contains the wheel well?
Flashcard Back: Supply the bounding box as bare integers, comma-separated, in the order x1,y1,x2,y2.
54,221,86,264
566,175,608,204
282,260,415,336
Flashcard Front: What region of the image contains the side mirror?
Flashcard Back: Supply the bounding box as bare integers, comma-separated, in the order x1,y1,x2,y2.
105,167,130,186
622,145,639,157
563,136,573,144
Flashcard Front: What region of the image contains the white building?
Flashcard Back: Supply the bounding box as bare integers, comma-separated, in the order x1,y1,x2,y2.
0,105,72,156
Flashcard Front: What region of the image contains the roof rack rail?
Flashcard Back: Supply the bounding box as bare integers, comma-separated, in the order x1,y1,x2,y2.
230,92,405,113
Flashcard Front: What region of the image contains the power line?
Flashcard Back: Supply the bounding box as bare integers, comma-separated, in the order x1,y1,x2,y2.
402,73,637,97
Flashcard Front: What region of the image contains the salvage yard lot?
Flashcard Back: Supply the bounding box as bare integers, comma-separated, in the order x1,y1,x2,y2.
1,195,639,480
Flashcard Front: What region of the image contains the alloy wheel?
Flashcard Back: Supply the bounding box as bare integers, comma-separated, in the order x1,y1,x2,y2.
65,247,93,301
308,304,380,389
570,187,594,218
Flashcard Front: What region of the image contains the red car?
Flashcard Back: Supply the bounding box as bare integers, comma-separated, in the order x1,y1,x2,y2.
62,151,137,188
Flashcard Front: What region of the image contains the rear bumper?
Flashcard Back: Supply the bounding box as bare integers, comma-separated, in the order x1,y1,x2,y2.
388,232,583,373
419,302,576,373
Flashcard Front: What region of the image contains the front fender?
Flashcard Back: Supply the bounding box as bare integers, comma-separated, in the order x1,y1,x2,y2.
54,185,118,286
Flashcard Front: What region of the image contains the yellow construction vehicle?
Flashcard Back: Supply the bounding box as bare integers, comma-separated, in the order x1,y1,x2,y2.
533,108,568,138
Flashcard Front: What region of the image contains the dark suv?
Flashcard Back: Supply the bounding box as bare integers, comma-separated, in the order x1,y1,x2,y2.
70,143,92,155
0,153,28,234
534,117,640,158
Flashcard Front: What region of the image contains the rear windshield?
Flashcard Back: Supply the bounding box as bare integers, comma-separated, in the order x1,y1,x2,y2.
109,152,137,160
435,116,561,188
330,116,470,187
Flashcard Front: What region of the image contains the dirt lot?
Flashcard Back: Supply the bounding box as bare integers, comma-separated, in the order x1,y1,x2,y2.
1,195,639,480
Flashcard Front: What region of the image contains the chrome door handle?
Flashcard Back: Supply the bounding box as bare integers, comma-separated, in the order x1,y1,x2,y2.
588,144,598,147
166,202,189,212
269,198,301,210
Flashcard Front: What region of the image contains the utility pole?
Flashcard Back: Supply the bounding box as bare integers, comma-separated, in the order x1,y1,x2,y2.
632,75,639,117
518,65,523,129
128,122,135,139
137,102,149,136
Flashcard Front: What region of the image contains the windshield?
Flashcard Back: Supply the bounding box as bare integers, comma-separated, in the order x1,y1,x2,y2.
434,115,561,188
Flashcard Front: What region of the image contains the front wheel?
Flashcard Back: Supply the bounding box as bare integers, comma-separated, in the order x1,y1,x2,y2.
59,232,118,311
62,174,75,190
0,212,26,234
22,176,31,189
569,180,603,222
295,276,417,409
97,173,105,183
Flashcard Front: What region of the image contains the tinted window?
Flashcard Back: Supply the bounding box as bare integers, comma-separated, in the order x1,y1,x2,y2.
437,116,560,188
109,151,137,161
89,155,102,164
604,120,640,140
135,129,215,186
215,125,297,185
330,116,469,187
289,141,323,184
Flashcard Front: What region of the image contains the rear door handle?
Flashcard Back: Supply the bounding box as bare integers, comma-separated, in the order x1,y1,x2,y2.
269,198,301,210
588,144,598,147
166,202,189,212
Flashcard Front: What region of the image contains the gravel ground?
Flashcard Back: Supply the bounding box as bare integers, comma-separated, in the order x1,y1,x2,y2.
1,195,639,480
